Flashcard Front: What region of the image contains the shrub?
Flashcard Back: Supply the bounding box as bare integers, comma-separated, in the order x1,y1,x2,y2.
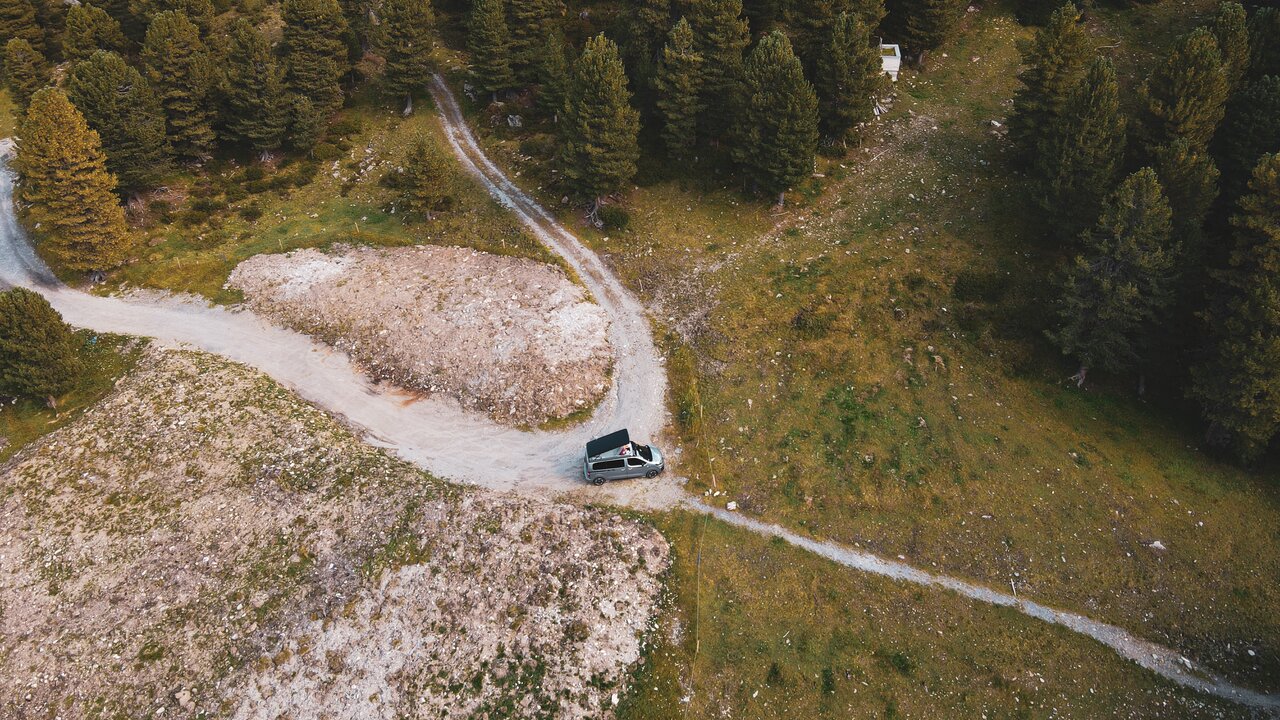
238,204,264,221
598,205,630,231
329,116,363,138
0,288,81,402
224,184,248,203
242,165,266,182
312,143,342,161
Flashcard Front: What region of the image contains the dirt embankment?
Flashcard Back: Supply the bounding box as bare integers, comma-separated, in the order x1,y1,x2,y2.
226,245,613,427
0,349,667,720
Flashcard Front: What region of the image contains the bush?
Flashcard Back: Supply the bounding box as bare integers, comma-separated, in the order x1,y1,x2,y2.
329,116,363,138
190,197,227,214
0,288,81,402
951,269,1009,303
242,165,266,182
238,204,264,221
518,135,557,159
224,184,248,203
598,205,630,231
312,143,342,161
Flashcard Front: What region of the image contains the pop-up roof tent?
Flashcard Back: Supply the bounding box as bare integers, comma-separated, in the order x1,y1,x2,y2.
586,429,631,460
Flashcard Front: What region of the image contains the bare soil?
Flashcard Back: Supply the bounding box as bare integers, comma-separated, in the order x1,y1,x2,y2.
0,348,668,720
226,245,612,427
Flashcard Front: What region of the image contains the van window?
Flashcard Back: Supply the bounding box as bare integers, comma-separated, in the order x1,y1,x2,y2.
626,458,645,467
638,445,653,462
592,459,625,470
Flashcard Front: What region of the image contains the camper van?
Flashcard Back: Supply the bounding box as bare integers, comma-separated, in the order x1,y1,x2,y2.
584,429,664,485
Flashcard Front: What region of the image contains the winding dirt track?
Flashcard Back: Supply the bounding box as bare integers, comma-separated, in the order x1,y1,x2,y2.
0,78,1275,712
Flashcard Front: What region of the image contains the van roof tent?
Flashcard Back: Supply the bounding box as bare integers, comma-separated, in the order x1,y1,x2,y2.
586,429,631,458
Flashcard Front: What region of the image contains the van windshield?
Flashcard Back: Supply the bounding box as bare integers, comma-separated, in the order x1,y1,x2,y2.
637,444,653,462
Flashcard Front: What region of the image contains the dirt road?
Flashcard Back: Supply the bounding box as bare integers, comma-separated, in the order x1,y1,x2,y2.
0,76,1276,712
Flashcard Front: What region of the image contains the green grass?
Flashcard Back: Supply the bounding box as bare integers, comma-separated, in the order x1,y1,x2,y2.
110,92,554,303
0,332,144,462
459,0,1280,696
620,511,1239,719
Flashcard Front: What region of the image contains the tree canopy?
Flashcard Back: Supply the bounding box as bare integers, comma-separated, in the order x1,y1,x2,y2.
557,34,641,211
0,288,81,403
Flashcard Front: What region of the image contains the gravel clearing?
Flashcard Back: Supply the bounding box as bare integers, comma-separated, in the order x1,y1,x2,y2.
227,245,612,427
0,349,668,720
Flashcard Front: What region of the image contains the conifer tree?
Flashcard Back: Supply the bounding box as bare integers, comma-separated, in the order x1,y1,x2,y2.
62,4,128,63
287,93,323,152
1248,8,1280,80
689,0,749,137
509,0,561,82
2,38,49,116
887,0,966,66
97,0,144,43
468,0,514,99
130,0,212,34
398,134,456,219
1034,57,1126,243
1008,3,1090,163
0,288,81,404
789,0,884,72
1152,138,1219,250
813,12,886,143
66,50,169,193
536,28,570,118
655,17,703,160
142,10,215,160
222,20,289,157
734,31,818,206
16,88,130,272
1190,153,1280,462
1210,1,1249,90
628,0,671,71
558,34,640,214
1051,168,1176,386
381,0,435,114
1213,75,1280,201
282,0,350,116
1138,27,1229,152
0,0,44,55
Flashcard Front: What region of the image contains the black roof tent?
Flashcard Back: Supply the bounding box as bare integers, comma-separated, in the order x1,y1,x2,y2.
586,429,630,458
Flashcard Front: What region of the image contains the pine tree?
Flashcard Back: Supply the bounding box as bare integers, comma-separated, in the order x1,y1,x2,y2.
282,0,350,116
0,0,44,55
689,0,749,137
655,17,703,160
734,31,819,205
1034,57,1126,243
66,50,169,193
813,12,886,143
628,0,671,70
536,28,570,118
558,34,640,213
1008,3,1090,163
130,0,212,34
398,134,456,219
16,88,131,272
1152,138,1219,250
1190,154,1280,462
788,0,884,73
509,0,561,82
888,0,967,66
1138,27,1229,152
97,0,145,43
222,20,289,157
62,4,128,63
1052,168,1176,385
468,0,514,98
1213,75,1280,202
1248,8,1280,80
142,11,215,160
1210,1,1249,90
2,38,49,116
0,288,81,403
287,93,323,152
381,0,435,113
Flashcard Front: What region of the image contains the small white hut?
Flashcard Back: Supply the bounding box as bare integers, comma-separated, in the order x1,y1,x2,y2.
880,44,902,82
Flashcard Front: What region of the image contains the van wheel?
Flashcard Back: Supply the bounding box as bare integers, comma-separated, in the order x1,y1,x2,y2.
645,469,659,479
591,476,606,486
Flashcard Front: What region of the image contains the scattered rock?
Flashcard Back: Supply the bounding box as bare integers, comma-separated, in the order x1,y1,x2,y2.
726,501,738,511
